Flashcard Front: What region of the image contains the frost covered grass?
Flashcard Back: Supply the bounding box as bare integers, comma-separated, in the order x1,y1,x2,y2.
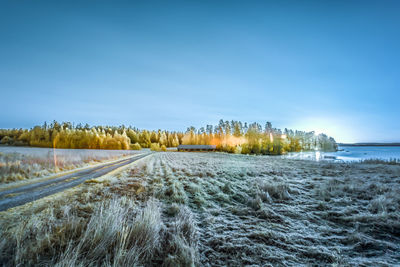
1,152,400,266
121,152,400,265
0,146,143,183
0,154,199,266
359,158,400,165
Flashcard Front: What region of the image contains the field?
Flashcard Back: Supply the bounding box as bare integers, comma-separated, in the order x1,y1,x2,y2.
1,151,400,266
0,146,144,184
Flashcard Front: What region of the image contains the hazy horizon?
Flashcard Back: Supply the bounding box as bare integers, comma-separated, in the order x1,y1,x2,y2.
1,0,399,143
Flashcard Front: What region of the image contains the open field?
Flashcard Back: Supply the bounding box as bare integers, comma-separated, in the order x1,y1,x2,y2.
0,153,151,211
0,146,145,183
1,152,400,266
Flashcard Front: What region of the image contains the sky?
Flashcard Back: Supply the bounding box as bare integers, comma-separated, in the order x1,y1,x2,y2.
0,0,399,143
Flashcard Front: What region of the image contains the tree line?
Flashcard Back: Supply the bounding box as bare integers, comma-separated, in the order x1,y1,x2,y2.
0,120,337,154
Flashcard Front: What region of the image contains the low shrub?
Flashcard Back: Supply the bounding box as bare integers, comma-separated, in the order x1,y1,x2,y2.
130,142,142,150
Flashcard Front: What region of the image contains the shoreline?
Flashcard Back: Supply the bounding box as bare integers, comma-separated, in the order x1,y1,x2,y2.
339,143,400,147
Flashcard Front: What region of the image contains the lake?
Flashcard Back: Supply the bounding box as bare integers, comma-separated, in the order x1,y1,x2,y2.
285,146,400,162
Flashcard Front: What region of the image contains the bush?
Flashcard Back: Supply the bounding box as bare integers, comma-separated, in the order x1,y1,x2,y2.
161,145,167,152
130,143,142,150
0,136,12,145
241,144,251,154
150,143,161,151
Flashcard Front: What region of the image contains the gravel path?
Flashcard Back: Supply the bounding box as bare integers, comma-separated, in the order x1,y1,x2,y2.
0,152,152,211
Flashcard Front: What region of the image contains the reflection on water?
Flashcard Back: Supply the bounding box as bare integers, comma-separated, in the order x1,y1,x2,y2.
284,146,400,162
315,151,320,161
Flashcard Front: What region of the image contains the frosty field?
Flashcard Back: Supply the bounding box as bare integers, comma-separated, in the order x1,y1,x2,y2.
1,152,400,266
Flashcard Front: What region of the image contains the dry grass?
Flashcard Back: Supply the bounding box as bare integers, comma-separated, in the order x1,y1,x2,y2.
359,158,400,165
1,152,400,266
0,147,142,183
0,154,199,266
54,197,163,266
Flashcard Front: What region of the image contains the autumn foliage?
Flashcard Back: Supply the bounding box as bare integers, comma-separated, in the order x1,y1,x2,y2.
0,120,337,154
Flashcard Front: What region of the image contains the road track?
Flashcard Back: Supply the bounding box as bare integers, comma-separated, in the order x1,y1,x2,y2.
0,153,152,212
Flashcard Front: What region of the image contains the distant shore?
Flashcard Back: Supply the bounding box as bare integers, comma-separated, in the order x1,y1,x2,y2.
339,143,400,147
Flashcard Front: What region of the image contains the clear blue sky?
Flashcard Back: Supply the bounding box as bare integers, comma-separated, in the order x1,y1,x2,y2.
1,0,399,143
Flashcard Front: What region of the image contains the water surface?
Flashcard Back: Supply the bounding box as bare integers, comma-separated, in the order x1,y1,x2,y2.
285,146,400,162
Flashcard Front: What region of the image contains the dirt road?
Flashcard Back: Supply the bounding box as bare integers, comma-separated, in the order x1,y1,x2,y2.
0,152,152,211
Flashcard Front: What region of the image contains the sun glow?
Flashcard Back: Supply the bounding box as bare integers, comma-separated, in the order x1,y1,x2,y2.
210,136,247,147
313,129,323,136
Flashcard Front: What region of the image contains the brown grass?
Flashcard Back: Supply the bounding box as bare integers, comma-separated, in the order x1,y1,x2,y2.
2,152,399,266
0,148,138,183
0,155,199,266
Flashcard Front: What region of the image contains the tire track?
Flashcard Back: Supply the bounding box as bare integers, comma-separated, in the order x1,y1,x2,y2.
0,153,152,211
